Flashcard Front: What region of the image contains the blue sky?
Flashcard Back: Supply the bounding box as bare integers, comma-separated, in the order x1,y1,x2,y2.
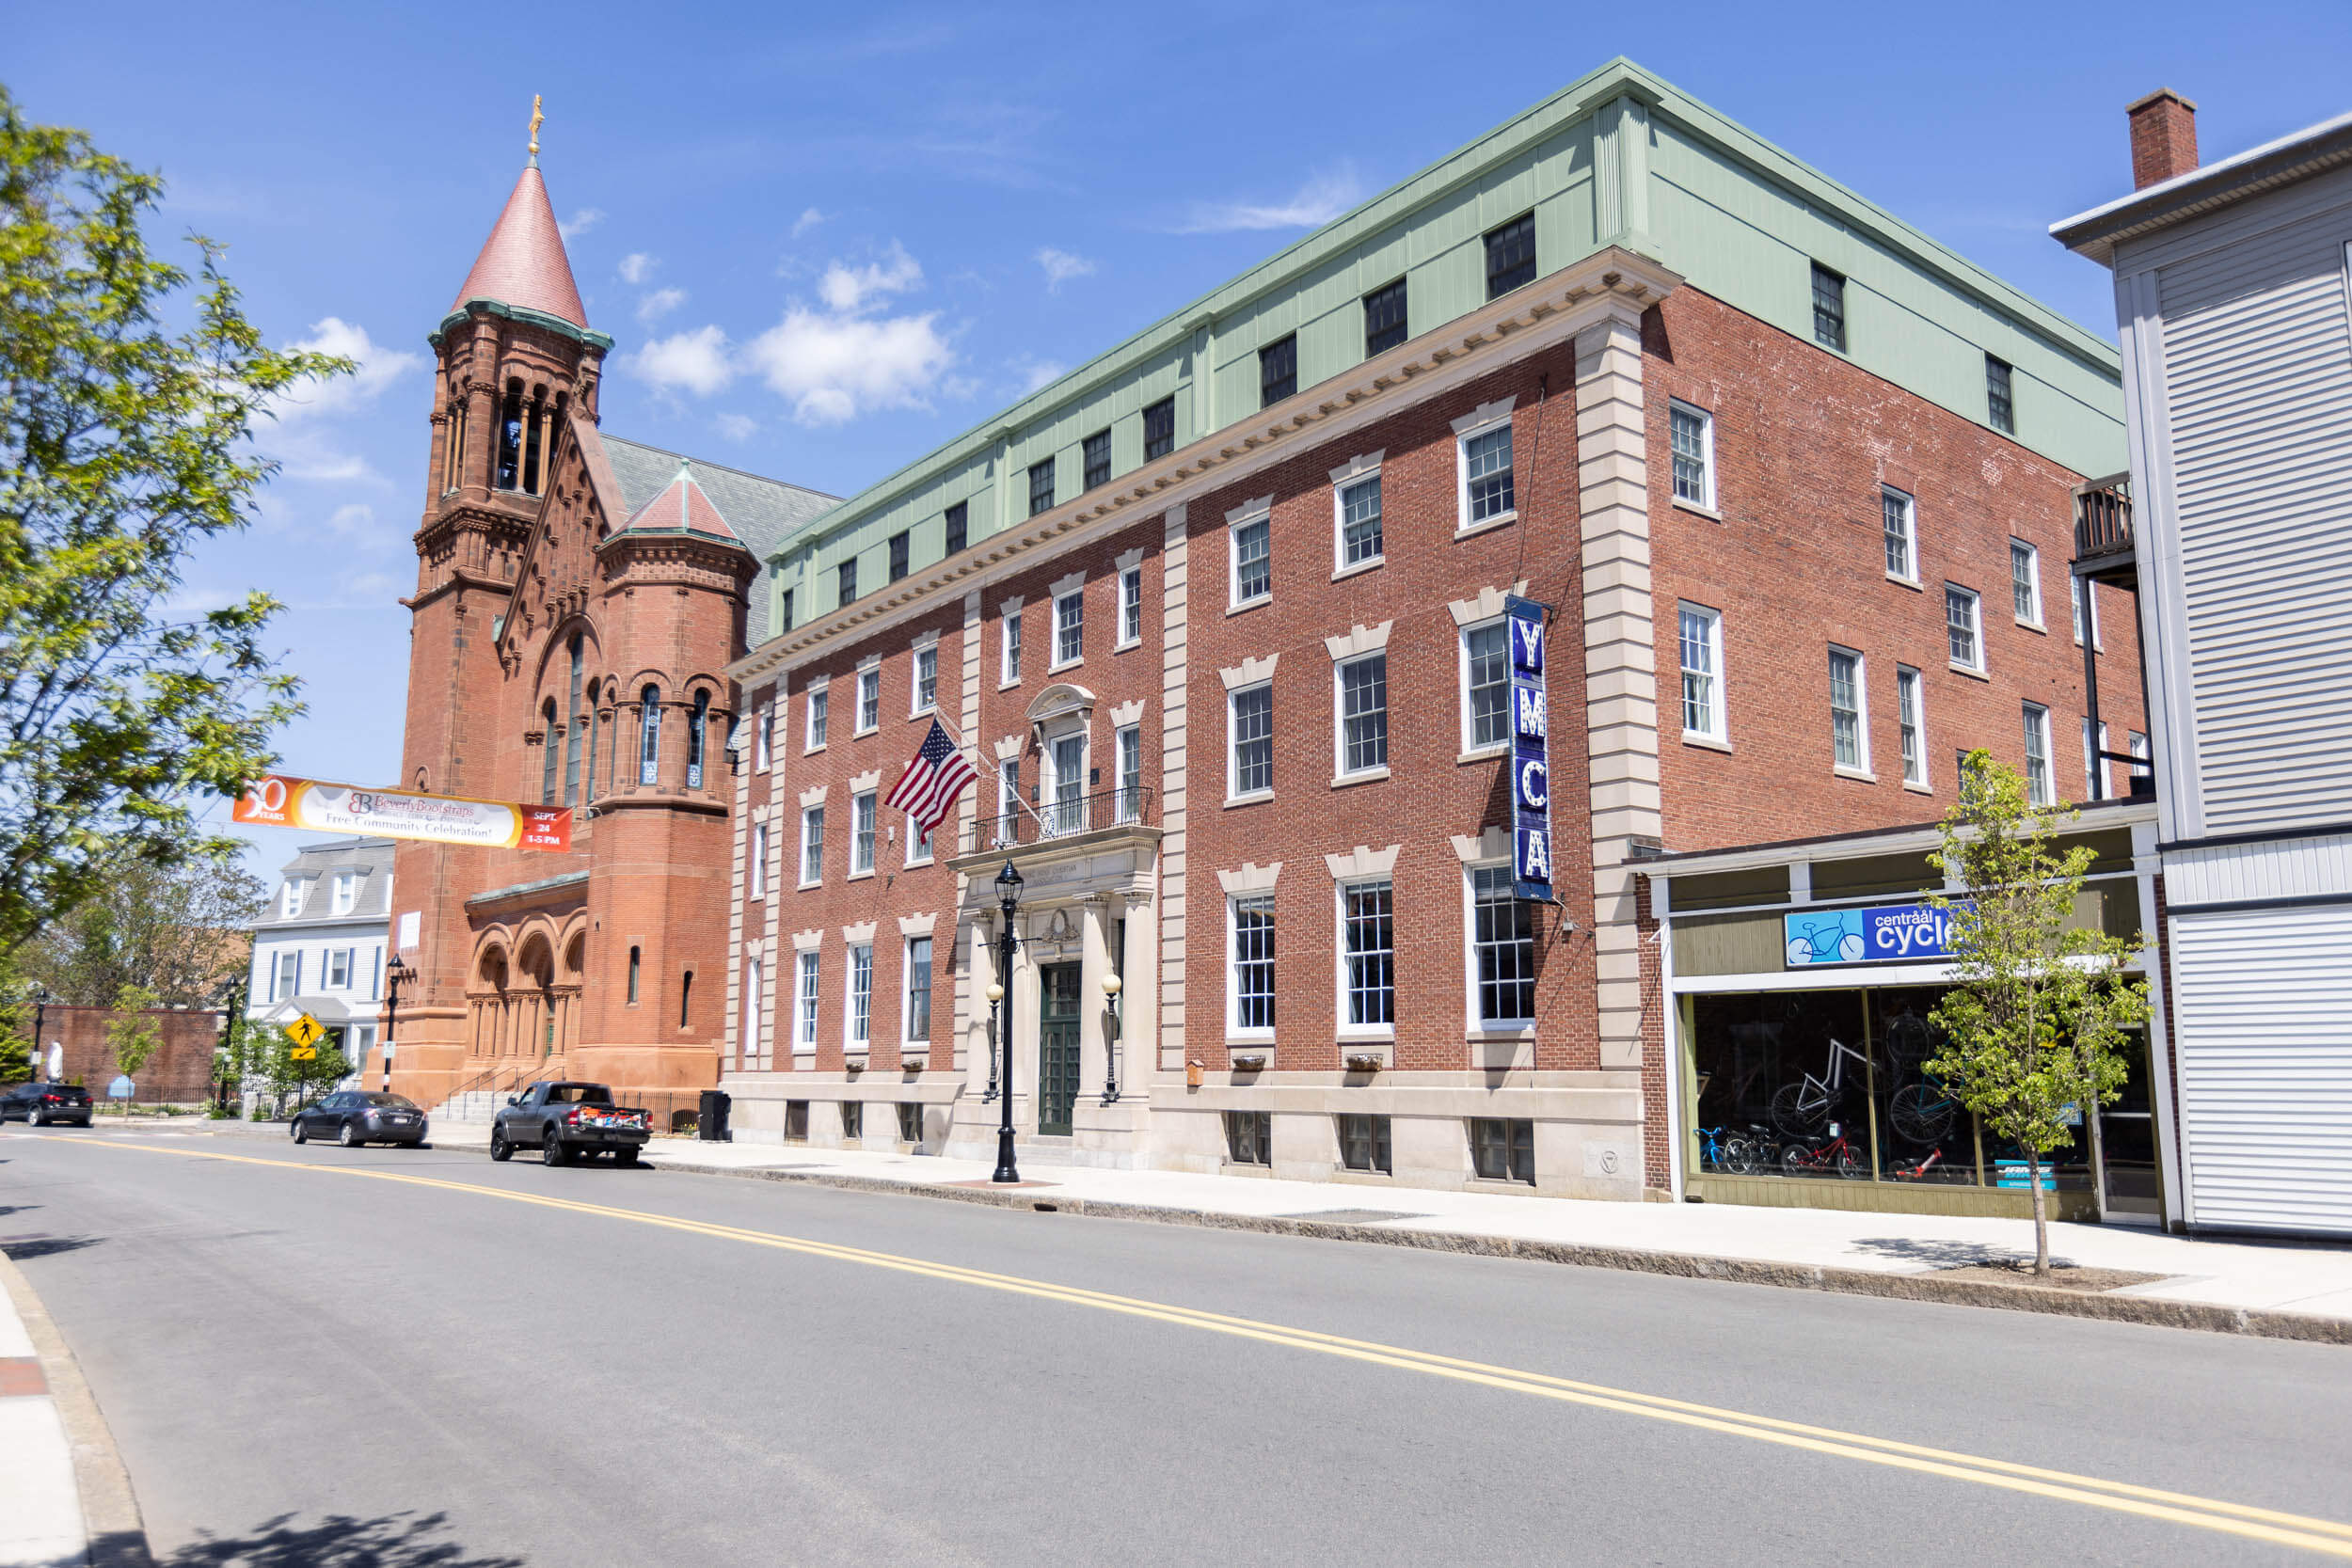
10,0,2350,878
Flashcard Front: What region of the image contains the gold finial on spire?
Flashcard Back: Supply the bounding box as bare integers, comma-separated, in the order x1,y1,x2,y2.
528,94,544,159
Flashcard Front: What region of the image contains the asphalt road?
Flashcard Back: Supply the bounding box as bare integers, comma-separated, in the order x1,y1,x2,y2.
5,1124,2351,1568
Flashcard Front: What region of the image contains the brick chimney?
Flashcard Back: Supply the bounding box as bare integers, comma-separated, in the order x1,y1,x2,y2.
2127,88,2199,190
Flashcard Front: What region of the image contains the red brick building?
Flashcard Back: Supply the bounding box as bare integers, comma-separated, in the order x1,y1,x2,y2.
710,62,2146,1214
384,145,831,1112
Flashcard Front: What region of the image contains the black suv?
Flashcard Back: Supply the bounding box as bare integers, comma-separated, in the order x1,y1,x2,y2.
0,1083,94,1127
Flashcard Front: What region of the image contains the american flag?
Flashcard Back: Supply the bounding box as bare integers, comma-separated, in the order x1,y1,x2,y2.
884,719,978,835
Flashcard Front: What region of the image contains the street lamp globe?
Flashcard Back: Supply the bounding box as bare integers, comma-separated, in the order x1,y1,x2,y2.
1101,973,1121,997
986,981,1004,1004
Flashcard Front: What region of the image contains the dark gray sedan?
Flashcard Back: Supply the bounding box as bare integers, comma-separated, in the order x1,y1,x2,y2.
291,1091,429,1148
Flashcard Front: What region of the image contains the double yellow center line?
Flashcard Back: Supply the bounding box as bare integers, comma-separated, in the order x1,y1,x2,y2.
56,1136,2352,1559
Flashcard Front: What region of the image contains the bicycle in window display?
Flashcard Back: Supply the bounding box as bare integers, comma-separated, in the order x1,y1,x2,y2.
1779,1120,1869,1180
1769,1035,1869,1141
1694,1125,1762,1176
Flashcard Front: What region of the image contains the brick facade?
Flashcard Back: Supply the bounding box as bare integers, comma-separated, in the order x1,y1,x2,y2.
34,1006,221,1104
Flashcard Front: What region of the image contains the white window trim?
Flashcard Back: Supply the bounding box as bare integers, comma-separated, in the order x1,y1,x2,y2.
1457,617,1509,760
2082,717,2111,800
1226,496,1274,612
2024,703,2055,806
1331,651,1390,785
1050,585,1085,672
902,934,934,1046
742,956,765,1069
849,788,879,879
1883,486,1919,587
910,635,940,716
750,820,769,900
1668,400,1716,514
755,699,773,772
799,805,825,889
1226,680,1274,805
1116,562,1144,649
804,684,829,752
904,814,934,866
2010,538,2044,629
1333,877,1397,1041
1452,399,1518,538
854,659,882,736
1224,894,1277,1042
1461,860,1535,1037
1329,451,1386,578
1896,665,1930,792
1676,601,1726,746
844,941,874,1051
999,596,1025,687
1113,722,1143,820
792,942,821,1053
2071,575,2105,651
1946,583,1986,676
1829,643,1873,780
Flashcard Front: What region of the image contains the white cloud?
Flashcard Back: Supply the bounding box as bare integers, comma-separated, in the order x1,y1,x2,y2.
271,318,422,421
790,207,828,238
326,502,375,537
618,252,660,285
1035,247,1095,292
629,325,736,398
558,207,605,240
1014,358,1066,395
636,287,688,325
745,308,954,426
817,241,922,313
714,413,758,442
1171,166,1365,234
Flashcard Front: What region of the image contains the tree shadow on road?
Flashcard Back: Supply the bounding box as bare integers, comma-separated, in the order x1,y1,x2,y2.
0,1234,102,1261
156,1512,525,1568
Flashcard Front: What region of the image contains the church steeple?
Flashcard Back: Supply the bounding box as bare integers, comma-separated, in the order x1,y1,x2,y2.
450,98,588,329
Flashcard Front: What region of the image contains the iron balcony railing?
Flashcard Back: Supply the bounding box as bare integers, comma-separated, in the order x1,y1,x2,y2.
2073,473,2134,564
962,785,1154,856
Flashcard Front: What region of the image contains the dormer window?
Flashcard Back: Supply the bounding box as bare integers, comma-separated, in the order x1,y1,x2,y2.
331,872,358,916
280,881,303,918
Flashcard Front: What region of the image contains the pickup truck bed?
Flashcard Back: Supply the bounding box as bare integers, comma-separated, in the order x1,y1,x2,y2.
489,1081,652,1166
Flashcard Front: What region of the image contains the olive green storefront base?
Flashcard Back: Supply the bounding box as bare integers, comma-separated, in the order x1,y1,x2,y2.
1689,1172,2101,1222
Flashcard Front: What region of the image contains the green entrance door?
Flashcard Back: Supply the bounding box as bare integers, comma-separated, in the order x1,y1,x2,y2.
1038,963,1082,1136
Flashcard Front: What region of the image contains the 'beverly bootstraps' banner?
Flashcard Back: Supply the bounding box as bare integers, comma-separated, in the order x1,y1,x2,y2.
233,775,573,852
1507,595,1552,902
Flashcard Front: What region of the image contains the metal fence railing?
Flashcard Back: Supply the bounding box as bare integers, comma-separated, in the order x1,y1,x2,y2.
961,785,1153,856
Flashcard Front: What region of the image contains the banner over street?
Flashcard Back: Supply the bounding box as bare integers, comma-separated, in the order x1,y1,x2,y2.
233,774,573,853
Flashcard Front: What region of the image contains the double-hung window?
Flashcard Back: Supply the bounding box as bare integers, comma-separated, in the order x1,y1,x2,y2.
1230,684,1273,799
1461,420,1515,527
887,531,909,582
2071,576,2102,648
1986,355,2015,435
1464,622,1510,752
1363,277,1407,356
944,500,967,555
1882,488,1916,581
1003,608,1024,683
331,872,358,916
1142,396,1175,461
850,791,877,875
1231,895,1276,1035
1027,458,1056,517
795,951,819,1049
856,666,880,732
806,687,829,749
1829,646,1868,773
1470,865,1534,1026
1232,514,1271,606
1484,213,1535,298
847,944,872,1047
904,936,933,1041
2010,540,2042,626
1677,604,1724,742
1897,666,1927,788
1669,402,1714,509
1259,334,1296,406
281,880,302,918
1338,473,1382,567
1338,655,1388,777
1946,585,1983,673
750,822,769,899
997,759,1020,843
913,644,937,713
837,558,858,606
1082,428,1111,491
800,805,824,885
1054,588,1083,665
2083,718,2111,800
1811,262,1847,351
326,949,352,988
741,957,764,1069
1119,566,1143,645
754,702,771,771
1341,879,1394,1031
1115,724,1143,823
2024,704,2053,806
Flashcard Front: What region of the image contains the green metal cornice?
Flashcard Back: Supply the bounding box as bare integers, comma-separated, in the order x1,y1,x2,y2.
428,300,614,353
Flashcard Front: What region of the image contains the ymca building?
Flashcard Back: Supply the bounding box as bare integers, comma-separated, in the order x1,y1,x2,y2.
712,57,2156,1216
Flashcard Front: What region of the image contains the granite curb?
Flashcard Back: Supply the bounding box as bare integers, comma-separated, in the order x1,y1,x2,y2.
0,1249,153,1566
649,1158,2352,1347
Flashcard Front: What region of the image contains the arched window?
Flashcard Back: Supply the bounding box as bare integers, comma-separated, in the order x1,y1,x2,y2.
521,388,547,496
563,635,584,806
687,689,711,789
639,685,662,786
628,944,642,1005
584,680,601,806
541,699,559,804
497,384,524,490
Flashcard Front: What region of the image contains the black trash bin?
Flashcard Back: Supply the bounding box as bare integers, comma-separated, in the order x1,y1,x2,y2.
698,1089,732,1142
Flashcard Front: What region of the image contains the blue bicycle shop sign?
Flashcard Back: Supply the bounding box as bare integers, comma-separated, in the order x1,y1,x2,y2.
1506,595,1552,901
1783,901,1972,968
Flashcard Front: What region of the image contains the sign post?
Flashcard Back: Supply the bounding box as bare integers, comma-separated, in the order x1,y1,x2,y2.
1505,595,1553,903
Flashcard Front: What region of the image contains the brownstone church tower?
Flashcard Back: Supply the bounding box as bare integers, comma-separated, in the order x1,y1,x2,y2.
386,137,832,1117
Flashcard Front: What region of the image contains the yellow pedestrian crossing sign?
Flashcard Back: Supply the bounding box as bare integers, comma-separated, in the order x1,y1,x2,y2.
285,1013,325,1050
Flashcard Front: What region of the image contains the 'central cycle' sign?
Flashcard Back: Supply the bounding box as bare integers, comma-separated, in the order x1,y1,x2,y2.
1783,901,1971,967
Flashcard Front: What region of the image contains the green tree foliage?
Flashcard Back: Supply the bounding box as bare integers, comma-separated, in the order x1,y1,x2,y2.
0,87,342,968
104,980,162,1110
1928,752,2151,1275
19,853,264,1006
0,981,30,1083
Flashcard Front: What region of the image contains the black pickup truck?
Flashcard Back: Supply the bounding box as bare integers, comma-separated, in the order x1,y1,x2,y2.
488,1081,652,1166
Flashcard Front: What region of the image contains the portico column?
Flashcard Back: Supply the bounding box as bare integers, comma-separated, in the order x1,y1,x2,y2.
1078,896,1111,1101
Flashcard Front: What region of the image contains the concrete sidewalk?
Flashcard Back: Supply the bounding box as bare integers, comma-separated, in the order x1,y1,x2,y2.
185,1116,2352,1338
0,1255,82,1567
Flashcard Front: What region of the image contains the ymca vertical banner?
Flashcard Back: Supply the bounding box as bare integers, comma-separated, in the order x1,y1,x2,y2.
1506,595,1552,902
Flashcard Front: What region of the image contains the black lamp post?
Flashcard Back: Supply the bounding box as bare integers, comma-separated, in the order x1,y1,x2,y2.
981,974,1003,1102
992,859,1023,1183
384,958,418,1091
1101,972,1122,1104
30,985,51,1082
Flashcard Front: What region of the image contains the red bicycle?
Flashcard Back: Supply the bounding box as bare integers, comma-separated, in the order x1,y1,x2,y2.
1780,1121,1868,1180
1890,1147,1946,1181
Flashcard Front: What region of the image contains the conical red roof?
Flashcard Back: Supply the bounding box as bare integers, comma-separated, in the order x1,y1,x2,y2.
622,462,739,542
450,163,588,328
